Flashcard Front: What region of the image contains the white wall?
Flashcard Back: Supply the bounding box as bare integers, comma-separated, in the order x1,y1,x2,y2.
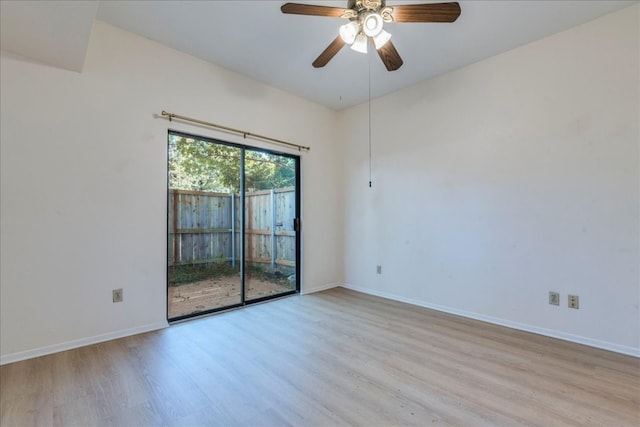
341,5,639,356
0,21,344,363
2,6,638,363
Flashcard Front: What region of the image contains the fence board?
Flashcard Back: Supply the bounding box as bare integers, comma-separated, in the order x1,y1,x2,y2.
169,188,295,268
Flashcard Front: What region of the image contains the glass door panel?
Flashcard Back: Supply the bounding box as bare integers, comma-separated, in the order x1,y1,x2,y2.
244,150,298,301
168,134,242,320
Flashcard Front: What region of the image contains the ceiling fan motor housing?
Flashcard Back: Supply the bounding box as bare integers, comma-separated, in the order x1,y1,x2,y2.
348,0,384,12
345,1,394,24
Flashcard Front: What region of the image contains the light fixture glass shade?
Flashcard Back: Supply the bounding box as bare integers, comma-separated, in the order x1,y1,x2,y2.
339,21,359,45
373,29,391,49
362,12,384,37
350,33,368,53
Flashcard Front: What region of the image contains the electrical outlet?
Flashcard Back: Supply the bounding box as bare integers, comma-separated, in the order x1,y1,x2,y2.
549,291,559,306
376,265,382,274
112,288,123,303
568,294,579,309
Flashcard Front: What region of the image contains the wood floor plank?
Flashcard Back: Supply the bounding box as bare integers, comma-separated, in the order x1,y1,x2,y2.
1,287,639,426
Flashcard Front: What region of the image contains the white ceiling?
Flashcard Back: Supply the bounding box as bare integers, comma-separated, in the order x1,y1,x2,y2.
0,0,98,72
2,1,637,110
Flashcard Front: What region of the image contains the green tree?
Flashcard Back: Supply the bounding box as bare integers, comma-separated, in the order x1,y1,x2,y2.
169,135,295,193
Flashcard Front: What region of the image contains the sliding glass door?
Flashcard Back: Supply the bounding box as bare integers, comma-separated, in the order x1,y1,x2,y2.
244,151,298,302
167,131,299,321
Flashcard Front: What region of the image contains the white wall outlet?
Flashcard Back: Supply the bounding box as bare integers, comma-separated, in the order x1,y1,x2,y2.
568,294,579,309
376,265,382,274
549,291,560,306
113,288,123,303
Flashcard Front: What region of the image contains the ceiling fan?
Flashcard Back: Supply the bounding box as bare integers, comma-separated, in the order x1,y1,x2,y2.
281,0,461,71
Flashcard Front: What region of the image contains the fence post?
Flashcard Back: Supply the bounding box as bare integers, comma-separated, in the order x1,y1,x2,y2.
173,190,180,266
230,192,235,268
271,188,276,270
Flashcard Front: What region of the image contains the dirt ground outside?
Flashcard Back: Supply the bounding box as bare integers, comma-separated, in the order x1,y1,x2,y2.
168,275,293,319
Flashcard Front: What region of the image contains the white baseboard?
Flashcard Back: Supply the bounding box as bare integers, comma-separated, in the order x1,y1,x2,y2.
301,282,340,295
340,283,640,358
0,321,169,365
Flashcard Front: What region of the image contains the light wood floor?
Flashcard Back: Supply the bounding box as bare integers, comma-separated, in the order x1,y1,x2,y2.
1,288,639,426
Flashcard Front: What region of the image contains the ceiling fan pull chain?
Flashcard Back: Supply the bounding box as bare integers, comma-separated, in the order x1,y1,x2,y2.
368,50,373,188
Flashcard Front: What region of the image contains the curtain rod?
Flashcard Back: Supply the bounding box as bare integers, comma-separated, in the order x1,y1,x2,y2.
160,110,310,152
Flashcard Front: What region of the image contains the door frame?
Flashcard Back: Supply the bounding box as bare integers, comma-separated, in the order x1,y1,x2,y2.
166,130,301,322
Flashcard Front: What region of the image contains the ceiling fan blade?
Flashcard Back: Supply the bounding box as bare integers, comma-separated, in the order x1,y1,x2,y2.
377,40,403,71
390,2,461,23
313,36,346,68
281,3,348,17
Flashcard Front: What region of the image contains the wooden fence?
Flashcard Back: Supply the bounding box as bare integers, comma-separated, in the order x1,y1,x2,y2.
168,187,296,269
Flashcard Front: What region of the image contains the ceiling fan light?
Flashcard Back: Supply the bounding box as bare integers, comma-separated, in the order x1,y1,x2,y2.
339,21,359,45
362,12,384,37
350,33,368,54
373,29,391,50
